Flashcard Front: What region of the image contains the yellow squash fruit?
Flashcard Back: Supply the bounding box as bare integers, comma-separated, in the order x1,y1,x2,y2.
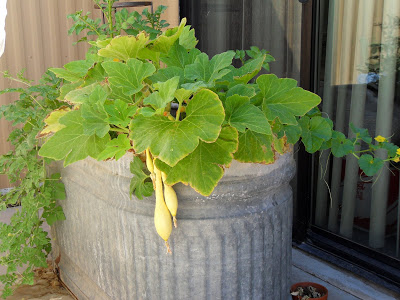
146,148,154,174
163,183,178,228
154,166,172,253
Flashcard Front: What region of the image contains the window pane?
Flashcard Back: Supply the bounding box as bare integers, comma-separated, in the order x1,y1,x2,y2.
314,0,400,257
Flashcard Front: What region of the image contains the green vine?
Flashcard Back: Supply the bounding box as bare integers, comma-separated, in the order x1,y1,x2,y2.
0,71,66,297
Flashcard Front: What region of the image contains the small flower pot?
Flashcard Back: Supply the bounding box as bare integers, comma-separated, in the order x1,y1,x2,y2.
290,282,328,300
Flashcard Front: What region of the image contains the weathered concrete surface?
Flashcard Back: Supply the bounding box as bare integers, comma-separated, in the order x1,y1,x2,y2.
52,153,296,300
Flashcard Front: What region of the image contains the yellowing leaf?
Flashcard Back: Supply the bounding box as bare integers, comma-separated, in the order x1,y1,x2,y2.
151,18,187,53
40,107,71,136
98,33,149,61
39,110,110,166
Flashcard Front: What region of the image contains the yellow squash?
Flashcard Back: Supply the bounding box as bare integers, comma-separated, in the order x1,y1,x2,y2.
154,166,172,253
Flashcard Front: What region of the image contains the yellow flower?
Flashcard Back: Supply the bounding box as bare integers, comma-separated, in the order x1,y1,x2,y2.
374,135,386,143
393,157,400,163
397,148,400,156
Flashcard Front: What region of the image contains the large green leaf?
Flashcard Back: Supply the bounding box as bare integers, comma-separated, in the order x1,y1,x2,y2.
224,95,271,135
81,85,110,137
102,58,156,96
38,110,110,166
98,33,149,61
258,74,321,125
155,126,238,196
50,60,93,82
184,51,235,86
299,116,333,153
143,76,180,111
129,156,154,200
233,129,274,164
151,18,186,53
130,89,225,166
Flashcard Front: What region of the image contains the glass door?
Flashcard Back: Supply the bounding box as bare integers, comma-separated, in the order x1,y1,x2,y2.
310,0,400,283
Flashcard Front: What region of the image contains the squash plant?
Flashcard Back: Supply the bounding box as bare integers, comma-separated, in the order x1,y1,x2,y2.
1,1,400,297
37,17,400,249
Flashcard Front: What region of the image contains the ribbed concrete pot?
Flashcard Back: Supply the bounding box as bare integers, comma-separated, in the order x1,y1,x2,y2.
51,152,296,300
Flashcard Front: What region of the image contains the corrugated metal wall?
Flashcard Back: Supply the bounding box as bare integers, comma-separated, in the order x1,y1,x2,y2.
0,0,179,188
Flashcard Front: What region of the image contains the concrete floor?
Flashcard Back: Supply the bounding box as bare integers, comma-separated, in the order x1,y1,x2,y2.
1,207,399,299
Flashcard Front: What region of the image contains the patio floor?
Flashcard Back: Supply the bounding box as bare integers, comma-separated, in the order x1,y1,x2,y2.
0,207,398,299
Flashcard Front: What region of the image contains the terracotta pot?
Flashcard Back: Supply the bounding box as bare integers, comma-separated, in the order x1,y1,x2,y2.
290,282,328,300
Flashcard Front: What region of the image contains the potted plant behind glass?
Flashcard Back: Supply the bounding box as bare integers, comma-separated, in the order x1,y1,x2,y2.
1,1,399,299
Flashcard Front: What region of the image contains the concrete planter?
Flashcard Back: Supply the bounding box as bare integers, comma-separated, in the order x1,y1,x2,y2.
51,153,296,300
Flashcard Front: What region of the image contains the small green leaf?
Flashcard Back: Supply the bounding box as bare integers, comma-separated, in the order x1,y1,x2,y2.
174,88,193,104
184,51,235,86
161,43,201,69
258,74,321,125
155,126,238,196
226,84,256,99
130,89,225,166
129,156,153,199
234,130,274,164
98,33,149,61
331,131,354,157
97,134,131,161
102,58,156,97
299,116,332,153
81,85,110,137
104,99,137,127
382,142,399,157
224,95,271,135
179,25,198,49
143,76,179,111
358,154,384,176
148,66,184,85
279,124,302,144
233,55,265,83
350,123,372,143
84,63,106,86
139,107,156,117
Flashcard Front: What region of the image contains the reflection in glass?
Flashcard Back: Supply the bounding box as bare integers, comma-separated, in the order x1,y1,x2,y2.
314,0,400,257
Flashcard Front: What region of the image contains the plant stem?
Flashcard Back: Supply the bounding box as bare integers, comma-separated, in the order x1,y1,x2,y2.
1,71,31,87
175,102,182,121
78,16,102,36
107,0,114,38
109,127,129,134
